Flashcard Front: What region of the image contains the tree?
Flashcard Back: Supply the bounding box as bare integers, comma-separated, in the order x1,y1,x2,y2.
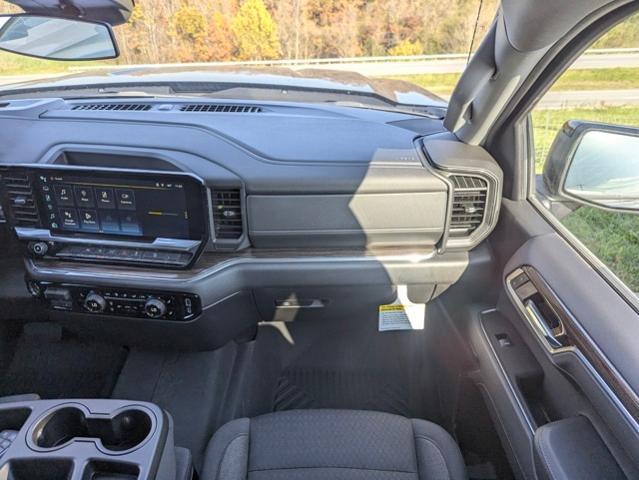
207,12,236,61
388,40,423,56
231,0,280,60
171,5,208,62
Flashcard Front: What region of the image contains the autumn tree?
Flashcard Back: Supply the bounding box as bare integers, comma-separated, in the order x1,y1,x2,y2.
231,0,280,60
207,12,236,61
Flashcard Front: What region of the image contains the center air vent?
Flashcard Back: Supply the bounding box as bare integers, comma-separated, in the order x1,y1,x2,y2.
212,189,243,240
72,103,152,111
1,174,40,226
449,175,487,238
179,104,262,113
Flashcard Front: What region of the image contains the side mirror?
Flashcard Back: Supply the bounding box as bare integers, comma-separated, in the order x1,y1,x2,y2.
0,14,118,61
541,120,639,215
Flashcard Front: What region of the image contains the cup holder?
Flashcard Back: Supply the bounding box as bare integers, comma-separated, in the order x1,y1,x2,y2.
33,406,153,453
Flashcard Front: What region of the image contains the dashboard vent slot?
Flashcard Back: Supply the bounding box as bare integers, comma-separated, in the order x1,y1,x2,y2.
72,103,152,111
212,189,243,239
179,104,262,113
449,175,487,237
1,174,40,226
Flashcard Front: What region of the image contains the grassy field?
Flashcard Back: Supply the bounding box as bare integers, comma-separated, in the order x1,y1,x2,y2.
0,51,113,76
388,67,639,97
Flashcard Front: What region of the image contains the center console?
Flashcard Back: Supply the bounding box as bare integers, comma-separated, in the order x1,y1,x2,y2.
0,165,210,269
0,398,192,480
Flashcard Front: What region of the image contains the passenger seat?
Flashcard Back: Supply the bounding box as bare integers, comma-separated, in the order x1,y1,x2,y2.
202,409,466,479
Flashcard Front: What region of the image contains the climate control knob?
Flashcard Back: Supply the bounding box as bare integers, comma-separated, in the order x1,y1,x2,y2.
84,292,107,313
144,298,167,319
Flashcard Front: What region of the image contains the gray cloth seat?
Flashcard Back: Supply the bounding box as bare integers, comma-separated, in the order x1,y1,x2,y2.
202,409,467,480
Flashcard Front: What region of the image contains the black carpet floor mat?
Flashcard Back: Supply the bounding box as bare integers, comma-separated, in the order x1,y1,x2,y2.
0,329,127,399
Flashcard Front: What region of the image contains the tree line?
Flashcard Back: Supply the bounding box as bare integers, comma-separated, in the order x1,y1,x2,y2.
115,0,501,64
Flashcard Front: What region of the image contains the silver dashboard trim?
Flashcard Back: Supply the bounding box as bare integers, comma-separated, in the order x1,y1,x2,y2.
26,249,440,284
15,227,201,253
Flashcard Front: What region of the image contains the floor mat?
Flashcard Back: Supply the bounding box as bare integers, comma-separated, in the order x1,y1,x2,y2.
0,326,127,399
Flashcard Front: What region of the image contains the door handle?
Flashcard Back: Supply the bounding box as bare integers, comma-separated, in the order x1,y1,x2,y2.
524,299,563,349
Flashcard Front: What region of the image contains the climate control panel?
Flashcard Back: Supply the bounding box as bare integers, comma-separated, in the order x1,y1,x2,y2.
32,282,201,321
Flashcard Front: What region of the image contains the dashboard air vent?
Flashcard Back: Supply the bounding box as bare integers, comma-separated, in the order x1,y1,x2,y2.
449,175,488,237
212,189,243,239
1,174,40,226
179,104,262,113
72,103,152,111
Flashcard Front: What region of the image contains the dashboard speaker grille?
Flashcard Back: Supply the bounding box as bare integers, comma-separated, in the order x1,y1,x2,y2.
212,189,243,239
179,104,262,113
449,175,487,237
72,103,152,111
1,174,40,226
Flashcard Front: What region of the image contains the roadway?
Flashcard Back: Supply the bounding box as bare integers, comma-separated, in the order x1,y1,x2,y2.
1,49,639,108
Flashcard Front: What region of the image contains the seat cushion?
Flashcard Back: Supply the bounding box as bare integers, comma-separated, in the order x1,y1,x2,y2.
202,409,466,480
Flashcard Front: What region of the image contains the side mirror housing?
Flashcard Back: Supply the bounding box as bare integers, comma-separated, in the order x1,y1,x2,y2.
542,120,639,214
0,14,118,60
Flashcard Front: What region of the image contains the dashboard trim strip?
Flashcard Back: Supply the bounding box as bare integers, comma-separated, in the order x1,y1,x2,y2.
15,228,202,253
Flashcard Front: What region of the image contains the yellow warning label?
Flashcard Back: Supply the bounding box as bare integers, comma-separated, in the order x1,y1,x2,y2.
379,304,406,312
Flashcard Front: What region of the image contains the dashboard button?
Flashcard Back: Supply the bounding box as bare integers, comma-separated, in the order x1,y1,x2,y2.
119,212,141,235
54,185,75,206
144,298,167,319
79,209,99,231
83,292,106,313
99,210,120,233
95,188,115,208
59,208,79,229
115,189,136,210
74,187,95,207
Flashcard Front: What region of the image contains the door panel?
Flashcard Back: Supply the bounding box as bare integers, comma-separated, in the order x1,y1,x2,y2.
474,199,639,479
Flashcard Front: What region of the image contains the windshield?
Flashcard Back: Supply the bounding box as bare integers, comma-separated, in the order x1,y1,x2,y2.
0,0,502,108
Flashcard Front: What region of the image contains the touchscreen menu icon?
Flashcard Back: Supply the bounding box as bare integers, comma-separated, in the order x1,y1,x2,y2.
96,188,115,208
79,209,99,231
115,189,136,210
59,208,79,229
75,187,95,207
54,185,74,206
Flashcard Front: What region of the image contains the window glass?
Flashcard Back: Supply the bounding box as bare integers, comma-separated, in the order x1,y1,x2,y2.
532,13,639,295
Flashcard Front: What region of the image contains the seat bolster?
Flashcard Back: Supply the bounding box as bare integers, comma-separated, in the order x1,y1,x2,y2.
411,419,467,480
202,417,250,480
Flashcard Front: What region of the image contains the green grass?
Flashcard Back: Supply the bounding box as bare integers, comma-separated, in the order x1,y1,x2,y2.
386,67,639,98
561,207,639,292
0,51,113,76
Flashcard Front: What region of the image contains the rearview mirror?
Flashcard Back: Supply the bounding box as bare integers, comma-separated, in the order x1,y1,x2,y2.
541,121,639,214
0,14,118,60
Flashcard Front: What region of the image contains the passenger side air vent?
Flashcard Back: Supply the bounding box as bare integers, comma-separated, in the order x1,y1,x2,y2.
212,189,243,239
449,175,488,237
1,174,40,226
179,104,262,113
72,103,152,111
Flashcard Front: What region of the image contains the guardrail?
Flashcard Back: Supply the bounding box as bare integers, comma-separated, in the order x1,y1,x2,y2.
67,47,639,72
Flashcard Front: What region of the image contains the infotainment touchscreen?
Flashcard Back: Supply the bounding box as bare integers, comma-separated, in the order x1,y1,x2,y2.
29,169,207,240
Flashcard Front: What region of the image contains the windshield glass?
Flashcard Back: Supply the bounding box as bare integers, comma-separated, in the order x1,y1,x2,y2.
0,0,503,107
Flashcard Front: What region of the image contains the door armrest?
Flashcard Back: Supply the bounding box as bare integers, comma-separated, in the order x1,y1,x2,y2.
534,416,625,480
